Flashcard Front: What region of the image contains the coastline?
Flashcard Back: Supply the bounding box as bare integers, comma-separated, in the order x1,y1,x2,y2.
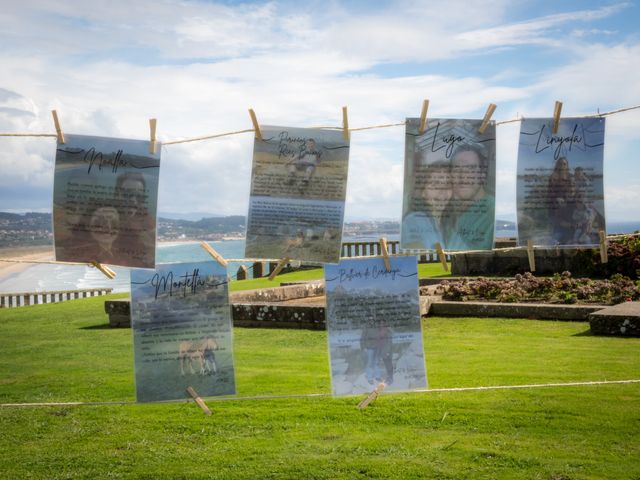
0,245,55,279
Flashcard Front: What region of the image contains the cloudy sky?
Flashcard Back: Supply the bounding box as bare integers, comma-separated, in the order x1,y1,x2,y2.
1,0,639,222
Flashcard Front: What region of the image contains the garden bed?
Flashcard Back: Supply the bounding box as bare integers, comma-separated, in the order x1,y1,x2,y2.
431,271,640,305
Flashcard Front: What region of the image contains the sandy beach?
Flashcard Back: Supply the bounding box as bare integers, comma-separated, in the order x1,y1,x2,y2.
0,246,55,279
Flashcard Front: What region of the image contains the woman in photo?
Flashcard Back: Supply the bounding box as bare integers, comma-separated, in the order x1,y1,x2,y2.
402,159,453,250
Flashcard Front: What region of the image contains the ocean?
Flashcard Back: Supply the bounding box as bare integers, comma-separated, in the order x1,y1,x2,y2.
0,240,247,294
1,221,638,294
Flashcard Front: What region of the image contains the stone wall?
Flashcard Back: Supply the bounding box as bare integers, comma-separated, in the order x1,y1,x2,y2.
232,304,326,329
231,282,324,303
451,248,603,277
429,300,602,321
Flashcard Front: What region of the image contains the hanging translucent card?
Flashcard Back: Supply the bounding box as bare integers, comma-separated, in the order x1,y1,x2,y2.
130,261,235,402
245,126,350,263
401,118,496,251
53,134,160,268
325,256,427,396
517,117,606,246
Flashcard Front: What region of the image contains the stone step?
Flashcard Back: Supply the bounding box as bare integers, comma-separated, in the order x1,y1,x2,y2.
588,301,640,337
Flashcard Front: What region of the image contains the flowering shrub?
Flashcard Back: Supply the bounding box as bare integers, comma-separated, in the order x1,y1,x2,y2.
439,271,640,305
575,234,640,279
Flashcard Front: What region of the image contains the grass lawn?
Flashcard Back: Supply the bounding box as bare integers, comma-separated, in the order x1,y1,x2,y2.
230,262,450,292
1,295,639,479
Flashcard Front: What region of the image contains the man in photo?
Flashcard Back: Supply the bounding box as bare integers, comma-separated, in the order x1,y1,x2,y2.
287,138,322,186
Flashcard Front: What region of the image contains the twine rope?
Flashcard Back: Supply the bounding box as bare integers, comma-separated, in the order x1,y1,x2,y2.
1,379,638,408
1,105,638,144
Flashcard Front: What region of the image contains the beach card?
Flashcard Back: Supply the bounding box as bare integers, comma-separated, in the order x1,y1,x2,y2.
53,134,160,268
401,118,496,251
245,126,350,263
324,256,427,396
517,118,606,246
130,261,235,402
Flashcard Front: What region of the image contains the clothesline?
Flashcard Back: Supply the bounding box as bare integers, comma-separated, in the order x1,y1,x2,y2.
1,378,638,408
1,104,639,146
1,238,630,270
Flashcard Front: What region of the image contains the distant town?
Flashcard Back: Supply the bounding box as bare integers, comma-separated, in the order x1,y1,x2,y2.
0,211,517,248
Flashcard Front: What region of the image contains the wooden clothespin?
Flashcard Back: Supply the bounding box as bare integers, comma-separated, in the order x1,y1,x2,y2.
418,99,429,135
552,101,563,135
268,257,290,281
200,241,228,268
599,230,608,263
379,237,391,272
186,386,212,416
149,118,157,155
435,242,448,272
90,261,116,279
248,108,262,141
357,382,385,409
526,239,536,272
51,110,65,144
478,103,497,134
342,106,350,141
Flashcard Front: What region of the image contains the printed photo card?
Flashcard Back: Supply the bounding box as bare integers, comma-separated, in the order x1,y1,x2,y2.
53,134,160,268
401,118,496,252
325,256,427,396
245,126,350,263
130,261,235,402
517,117,606,246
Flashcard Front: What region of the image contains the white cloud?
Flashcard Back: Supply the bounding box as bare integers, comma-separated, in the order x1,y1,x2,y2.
0,0,639,227
457,3,629,50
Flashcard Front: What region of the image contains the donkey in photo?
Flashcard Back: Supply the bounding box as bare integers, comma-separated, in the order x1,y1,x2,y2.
178,336,219,376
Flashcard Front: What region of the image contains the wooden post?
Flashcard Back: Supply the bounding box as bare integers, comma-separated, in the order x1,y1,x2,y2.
236,265,247,280
252,262,263,278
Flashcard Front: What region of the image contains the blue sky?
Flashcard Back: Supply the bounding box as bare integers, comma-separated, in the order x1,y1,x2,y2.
1,0,639,222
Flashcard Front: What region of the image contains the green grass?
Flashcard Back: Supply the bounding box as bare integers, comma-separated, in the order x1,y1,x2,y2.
230,262,450,292
1,296,639,479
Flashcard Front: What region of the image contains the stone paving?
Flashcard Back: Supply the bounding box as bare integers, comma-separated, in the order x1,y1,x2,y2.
588,301,640,337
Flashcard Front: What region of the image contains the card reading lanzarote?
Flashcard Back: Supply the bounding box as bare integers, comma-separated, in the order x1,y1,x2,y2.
401,118,496,251
130,262,235,402
53,134,160,268
325,256,427,396
517,118,606,246
245,126,350,263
